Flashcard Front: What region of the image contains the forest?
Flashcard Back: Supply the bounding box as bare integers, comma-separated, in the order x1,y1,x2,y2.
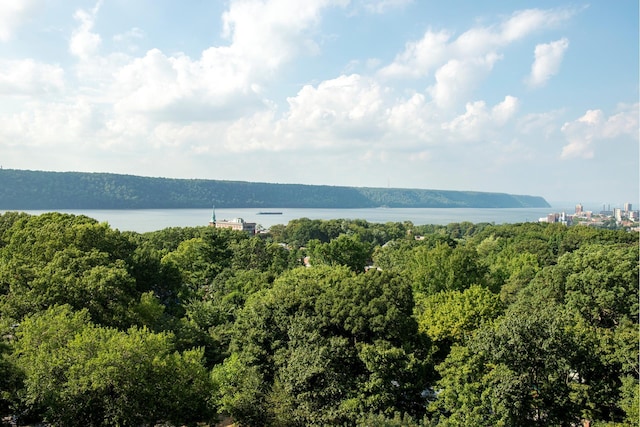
0,212,637,426
0,169,550,209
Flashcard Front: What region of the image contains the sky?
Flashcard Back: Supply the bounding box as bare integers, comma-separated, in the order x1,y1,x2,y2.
0,0,638,207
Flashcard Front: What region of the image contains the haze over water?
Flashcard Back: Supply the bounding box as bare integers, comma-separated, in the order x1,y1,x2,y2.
5,206,586,233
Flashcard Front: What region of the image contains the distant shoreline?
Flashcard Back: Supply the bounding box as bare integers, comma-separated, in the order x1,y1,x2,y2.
0,169,550,210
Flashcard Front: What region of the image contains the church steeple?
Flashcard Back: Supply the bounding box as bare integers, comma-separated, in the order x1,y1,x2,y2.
209,205,216,226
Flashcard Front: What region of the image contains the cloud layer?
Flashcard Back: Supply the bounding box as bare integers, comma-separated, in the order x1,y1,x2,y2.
0,1,637,203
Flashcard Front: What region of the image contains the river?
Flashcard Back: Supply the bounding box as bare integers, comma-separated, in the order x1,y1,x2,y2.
2,206,578,233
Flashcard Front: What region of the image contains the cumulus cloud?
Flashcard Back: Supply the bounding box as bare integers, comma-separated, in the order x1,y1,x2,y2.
376,7,576,110
223,75,523,157
69,1,103,59
378,30,451,79
386,93,433,142
90,0,347,98
226,74,388,151
222,0,349,70
526,38,569,87
107,0,349,120
285,74,384,130
560,104,639,159
1,0,356,159
110,47,266,120
492,95,519,124
428,53,502,109
442,95,519,139
0,0,38,42
379,7,575,80
0,59,65,95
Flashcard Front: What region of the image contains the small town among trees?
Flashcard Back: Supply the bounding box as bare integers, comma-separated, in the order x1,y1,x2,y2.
0,211,637,426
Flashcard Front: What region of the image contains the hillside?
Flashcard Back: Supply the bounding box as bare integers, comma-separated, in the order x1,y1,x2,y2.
0,169,550,209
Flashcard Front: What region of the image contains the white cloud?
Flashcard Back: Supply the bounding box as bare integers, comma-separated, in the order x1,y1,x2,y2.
0,0,38,42
285,74,384,129
226,74,388,151
379,7,575,80
500,8,575,42
492,95,519,125
378,30,451,79
222,0,348,70
112,49,196,114
0,59,65,95
0,98,97,147
442,95,519,139
386,93,433,142
69,1,103,59
110,48,265,120
600,105,640,139
223,74,521,158
0,0,357,162
428,53,502,109
376,7,576,111
560,104,639,159
107,0,349,120
526,38,569,87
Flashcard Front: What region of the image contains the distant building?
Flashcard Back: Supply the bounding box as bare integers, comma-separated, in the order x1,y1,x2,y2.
614,208,622,222
624,202,632,212
214,218,257,234
208,207,256,234
575,204,583,214
540,213,559,223
539,212,571,225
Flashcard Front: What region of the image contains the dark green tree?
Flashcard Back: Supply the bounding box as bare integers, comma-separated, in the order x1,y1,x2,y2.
219,266,432,425
431,303,588,426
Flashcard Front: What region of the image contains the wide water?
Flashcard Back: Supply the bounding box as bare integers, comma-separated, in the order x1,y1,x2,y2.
4,206,575,233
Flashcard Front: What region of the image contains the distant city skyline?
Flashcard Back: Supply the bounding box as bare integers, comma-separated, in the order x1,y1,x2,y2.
0,1,637,203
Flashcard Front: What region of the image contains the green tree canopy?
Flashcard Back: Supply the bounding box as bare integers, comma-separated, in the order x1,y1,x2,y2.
308,233,373,272
11,305,214,426
220,266,431,426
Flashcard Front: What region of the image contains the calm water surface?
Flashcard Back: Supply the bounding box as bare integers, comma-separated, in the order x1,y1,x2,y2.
5,206,573,233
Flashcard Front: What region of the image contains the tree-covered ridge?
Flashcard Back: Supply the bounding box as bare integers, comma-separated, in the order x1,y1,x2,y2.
0,168,550,209
0,213,636,426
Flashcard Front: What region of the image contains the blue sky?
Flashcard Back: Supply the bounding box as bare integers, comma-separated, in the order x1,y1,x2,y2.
0,0,637,207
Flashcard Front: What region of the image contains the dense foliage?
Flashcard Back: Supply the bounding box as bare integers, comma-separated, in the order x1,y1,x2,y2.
0,169,549,209
0,212,636,426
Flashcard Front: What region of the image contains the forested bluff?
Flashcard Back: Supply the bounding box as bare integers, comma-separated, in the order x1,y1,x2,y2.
0,169,550,209
0,212,637,426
